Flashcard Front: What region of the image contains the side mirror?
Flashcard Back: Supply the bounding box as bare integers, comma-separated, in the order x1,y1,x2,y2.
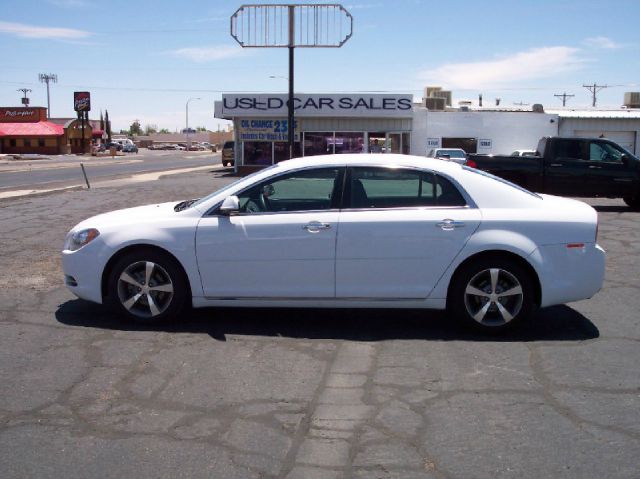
621,154,630,166
219,195,240,215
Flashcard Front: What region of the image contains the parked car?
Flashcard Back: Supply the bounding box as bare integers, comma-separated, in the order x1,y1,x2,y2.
510,149,537,157
122,143,138,153
107,141,123,151
467,136,640,209
222,140,235,167
62,154,605,333
427,148,467,164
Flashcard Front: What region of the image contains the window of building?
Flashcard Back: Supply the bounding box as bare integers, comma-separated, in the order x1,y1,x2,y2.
273,141,301,163
237,167,342,213
243,141,272,166
10,139,16,147
334,132,364,154
24,138,31,147
38,138,45,147
304,132,334,156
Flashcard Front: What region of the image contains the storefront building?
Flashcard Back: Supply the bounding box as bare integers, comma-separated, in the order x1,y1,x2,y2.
0,107,64,155
215,93,413,173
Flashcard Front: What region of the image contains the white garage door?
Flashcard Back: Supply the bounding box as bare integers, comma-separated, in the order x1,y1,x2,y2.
575,130,636,154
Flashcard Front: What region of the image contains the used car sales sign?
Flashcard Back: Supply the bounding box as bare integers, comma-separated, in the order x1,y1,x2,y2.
221,94,413,118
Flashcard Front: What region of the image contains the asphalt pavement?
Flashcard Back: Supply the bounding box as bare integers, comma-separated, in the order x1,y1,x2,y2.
0,167,638,478
0,149,221,192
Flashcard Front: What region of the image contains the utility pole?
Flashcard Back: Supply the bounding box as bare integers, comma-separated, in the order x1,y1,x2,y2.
38,73,58,118
17,88,32,106
554,92,575,107
583,83,609,107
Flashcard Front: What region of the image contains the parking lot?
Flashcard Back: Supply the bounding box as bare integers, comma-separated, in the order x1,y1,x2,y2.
0,168,639,478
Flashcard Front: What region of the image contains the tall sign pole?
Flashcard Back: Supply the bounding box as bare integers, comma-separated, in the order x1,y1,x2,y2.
231,4,353,159
288,5,295,159
39,73,58,118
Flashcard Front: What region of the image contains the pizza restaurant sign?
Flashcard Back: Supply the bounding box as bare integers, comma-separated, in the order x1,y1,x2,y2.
0,108,43,123
220,94,413,118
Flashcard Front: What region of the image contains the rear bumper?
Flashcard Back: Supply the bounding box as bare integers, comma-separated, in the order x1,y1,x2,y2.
533,243,606,308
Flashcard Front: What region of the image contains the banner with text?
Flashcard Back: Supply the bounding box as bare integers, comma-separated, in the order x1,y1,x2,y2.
237,118,300,142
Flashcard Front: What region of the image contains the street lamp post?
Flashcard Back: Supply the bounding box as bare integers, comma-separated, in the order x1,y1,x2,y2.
185,97,201,151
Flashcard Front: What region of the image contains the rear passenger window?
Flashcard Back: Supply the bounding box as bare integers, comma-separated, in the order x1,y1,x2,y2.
435,175,467,206
348,168,466,208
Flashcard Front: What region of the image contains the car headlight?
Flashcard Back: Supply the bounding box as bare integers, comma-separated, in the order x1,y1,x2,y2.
65,228,100,251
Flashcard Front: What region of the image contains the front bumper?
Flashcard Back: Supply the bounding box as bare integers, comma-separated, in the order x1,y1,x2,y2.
61,243,106,304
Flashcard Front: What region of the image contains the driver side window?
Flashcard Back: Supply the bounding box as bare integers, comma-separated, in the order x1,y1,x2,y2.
237,167,342,214
589,141,624,163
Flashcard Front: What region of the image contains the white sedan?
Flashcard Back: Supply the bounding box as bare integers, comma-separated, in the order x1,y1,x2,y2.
62,154,606,332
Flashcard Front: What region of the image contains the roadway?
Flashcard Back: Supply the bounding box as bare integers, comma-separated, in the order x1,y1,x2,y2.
0,149,222,192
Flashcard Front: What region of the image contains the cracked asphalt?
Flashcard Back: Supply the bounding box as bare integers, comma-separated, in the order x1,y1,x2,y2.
0,168,638,478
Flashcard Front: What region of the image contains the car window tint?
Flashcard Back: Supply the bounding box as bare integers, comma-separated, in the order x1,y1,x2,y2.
589,141,624,163
237,168,340,213
435,175,467,206
349,167,454,208
555,139,583,159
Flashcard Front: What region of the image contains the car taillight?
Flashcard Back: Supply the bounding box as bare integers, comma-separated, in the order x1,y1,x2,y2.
465,159,477,168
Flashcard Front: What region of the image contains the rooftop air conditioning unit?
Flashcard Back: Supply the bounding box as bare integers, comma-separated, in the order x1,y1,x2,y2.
624,92,640,108
424,97,446,111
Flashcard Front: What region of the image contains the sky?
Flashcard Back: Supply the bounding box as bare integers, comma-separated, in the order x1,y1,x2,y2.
1,0,639,132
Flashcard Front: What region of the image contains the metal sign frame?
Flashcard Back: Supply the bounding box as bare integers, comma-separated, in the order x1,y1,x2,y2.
230,4,352,160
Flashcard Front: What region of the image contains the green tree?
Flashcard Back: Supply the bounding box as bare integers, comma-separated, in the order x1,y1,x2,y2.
129,120,143,136
159,128,170,133
144,124,158,135
195,126,208,132
105,110,112,141
99,110,104,131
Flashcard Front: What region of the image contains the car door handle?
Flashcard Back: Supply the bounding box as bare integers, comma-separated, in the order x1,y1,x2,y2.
549,163,563,167
588,165,602,169
437,219,465,231
303,221,331,233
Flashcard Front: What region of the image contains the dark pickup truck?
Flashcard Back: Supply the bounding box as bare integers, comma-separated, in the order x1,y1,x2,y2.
466,137,640,208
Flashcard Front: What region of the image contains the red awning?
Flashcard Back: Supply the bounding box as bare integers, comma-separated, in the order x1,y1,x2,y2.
0,121,65,137
92,128,104,137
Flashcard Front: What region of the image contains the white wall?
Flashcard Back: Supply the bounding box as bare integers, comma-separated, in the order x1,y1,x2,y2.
411,109,559,155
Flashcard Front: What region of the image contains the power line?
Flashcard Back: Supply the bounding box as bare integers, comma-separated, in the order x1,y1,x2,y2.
554,92,574,107
583,83,609,107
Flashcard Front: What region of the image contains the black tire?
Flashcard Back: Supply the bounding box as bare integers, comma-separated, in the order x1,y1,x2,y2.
448,257,536,333
106,249,188,323
623,194,640,210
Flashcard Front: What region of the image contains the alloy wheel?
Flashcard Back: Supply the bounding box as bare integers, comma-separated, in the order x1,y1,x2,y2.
463,268,524,327
117,261,174,319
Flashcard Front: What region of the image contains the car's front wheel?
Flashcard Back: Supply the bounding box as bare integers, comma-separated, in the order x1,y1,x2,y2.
106,250,188,323
449,258,535,332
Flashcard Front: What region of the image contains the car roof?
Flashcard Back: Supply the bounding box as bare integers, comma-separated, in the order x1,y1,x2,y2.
275,154,463,174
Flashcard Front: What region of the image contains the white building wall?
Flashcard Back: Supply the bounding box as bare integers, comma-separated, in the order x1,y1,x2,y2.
558,117,640,156
411,109,559,155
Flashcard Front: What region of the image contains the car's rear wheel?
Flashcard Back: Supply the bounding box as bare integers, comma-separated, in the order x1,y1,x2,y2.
449,258,535,333
107,250,188,323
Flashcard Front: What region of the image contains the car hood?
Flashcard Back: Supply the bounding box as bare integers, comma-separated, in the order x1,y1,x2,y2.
71,201,184,231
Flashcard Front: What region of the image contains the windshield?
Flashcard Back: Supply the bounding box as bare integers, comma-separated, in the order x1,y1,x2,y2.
462,165,542,199
439,149,466,158
189,164,280,209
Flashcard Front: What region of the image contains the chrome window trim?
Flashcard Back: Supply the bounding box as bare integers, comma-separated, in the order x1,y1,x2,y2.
204,163,478,216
